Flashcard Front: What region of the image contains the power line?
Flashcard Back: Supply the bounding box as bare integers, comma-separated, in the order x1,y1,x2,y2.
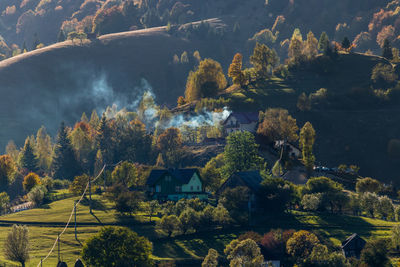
36,162,120,267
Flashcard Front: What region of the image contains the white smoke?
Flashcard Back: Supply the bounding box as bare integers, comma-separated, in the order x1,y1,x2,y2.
90,75,231,129
163,107,231,129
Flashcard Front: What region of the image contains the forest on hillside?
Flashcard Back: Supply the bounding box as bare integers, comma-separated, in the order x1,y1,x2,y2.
1,0,400,60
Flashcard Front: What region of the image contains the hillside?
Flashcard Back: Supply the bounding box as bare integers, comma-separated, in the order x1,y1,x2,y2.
0,21,236,149
0,194,397,266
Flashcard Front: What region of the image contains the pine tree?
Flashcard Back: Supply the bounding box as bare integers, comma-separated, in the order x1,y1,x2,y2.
299,122,316,174
97,115,114,164
341,37,351,49
250,43,279,80
57,30,66,42
303,31,318,59
19,138,39,173
382,39,393,60
228,53,245,85
52,122,81,180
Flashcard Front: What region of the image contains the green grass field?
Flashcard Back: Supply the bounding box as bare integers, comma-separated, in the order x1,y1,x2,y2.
0,193,398,266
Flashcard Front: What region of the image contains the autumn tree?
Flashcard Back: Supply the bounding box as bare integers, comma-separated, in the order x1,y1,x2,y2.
303,31,319,59
224,239,264,266
70,122,95,172
202,248,219,267
286,230,320,263
250,43,279,79
6,140,19,163
157,128,183,167
35,126,53,172
185,58,227,101
299,122,316,173
288,29,304,62
0,155,15,192
258,108,299,143
23,172,41,192
222,131,264,177
19,138,38,173
228,53,245,86
52,122,81,180
4,225,29,267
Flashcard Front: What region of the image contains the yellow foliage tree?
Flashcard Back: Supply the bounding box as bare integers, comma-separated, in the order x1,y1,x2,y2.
185,59,227,102
228,53,245,86
23,172,41,192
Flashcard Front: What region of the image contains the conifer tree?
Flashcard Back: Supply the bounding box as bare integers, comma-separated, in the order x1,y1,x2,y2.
97,115,114,164
19,138,39,173
303,31,318,59
318,32,330,54
382,39,393,60
341,37,351,49
299,122,316,174
228,53,245,85
52,122,81,180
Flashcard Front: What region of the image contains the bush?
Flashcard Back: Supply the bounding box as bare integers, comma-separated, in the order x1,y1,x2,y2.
301,193,322,211
27,185,47,206
53,179,69,189
41,176,54,191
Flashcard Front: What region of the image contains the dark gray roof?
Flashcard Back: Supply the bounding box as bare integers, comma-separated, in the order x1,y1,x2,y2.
224,112,259,125
341,233,366,248
232,171,263,192
146,168,199,186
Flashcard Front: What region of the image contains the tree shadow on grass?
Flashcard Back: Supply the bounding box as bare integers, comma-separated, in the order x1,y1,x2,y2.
79,198,107,211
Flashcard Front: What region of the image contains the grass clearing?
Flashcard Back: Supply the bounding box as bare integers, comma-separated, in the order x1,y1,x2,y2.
0,194,398,266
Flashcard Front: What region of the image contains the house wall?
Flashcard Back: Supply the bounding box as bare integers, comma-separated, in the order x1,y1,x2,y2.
182,173,202,192
155,174,182,195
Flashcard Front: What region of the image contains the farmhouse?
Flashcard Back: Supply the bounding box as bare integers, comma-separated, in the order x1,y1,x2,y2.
274,140,301,158
146,168,208,201
223,112,259,134
341,233,366,259
217,171,263,211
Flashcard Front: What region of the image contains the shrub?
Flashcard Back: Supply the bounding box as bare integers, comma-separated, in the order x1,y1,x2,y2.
27,185,47,206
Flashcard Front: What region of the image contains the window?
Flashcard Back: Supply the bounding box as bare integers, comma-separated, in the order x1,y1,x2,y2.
165,176,171,182
156,185,161,192
190,186,193,191
175,186,181,192
197,186,200,191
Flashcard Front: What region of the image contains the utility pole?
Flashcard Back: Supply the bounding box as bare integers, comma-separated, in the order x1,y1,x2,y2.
89,175,92,214
57,233,60,262
74,200,77,241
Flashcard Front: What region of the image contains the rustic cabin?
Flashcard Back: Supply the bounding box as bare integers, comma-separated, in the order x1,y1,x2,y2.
146,168,208,201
